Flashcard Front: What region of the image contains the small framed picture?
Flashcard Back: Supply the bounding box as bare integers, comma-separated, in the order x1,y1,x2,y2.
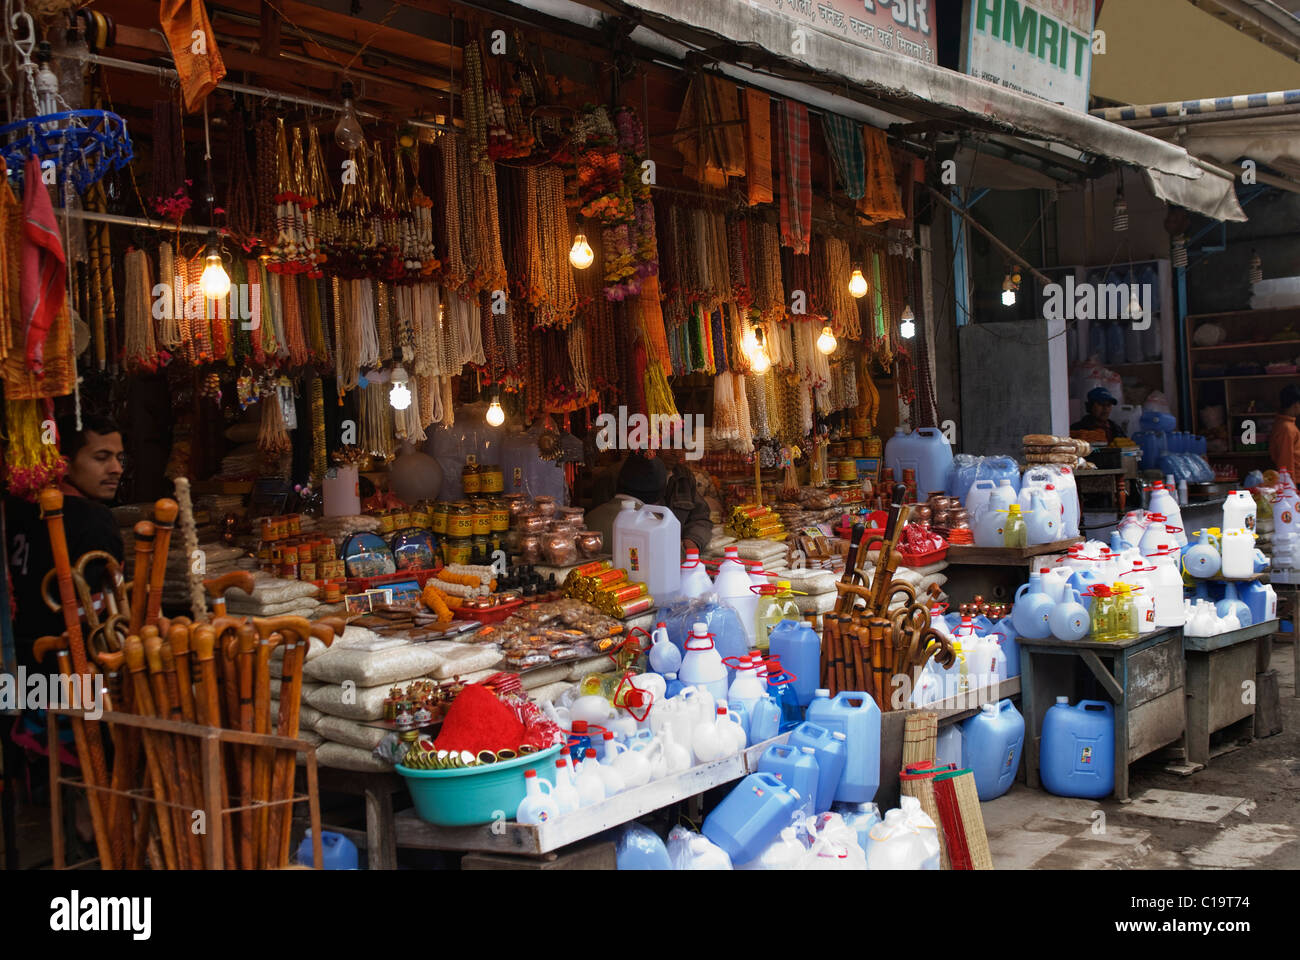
344,592,374,615
364,588,394,607
386,579,422,606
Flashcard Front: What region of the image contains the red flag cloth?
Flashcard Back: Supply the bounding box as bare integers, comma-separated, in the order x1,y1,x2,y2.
20,154,66,378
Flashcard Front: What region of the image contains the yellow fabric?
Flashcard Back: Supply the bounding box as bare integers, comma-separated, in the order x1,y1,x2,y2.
160,0,228,114
857,127,905,225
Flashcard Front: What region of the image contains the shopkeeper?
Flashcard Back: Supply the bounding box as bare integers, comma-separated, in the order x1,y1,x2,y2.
585,450,712,555
1071,387,1127,442
1270,385,1300,478
5,414,126,668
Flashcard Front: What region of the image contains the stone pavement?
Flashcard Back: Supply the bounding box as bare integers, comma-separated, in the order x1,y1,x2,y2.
986,641,1298,869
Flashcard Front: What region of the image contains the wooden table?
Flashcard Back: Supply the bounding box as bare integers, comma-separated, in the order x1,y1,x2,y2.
942,539,1083,607
1019,627,1185,801
1183,620,1279,765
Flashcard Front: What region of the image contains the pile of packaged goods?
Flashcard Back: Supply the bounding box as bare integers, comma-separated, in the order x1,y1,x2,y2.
727,503,788,541
563,560,656,619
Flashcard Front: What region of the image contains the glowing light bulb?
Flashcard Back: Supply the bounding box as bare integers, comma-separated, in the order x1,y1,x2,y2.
200,232,230,299
335,81,365,152
569,233,594,270
900,306,915,339
486,399,505,427
817,325,837,355
1001,274,1017,307
750,345,771,374
1128,292,1143,320
389,366,411,411
849,268,868,299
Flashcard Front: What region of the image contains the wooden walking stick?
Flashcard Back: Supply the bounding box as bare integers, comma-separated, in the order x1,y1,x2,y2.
227,623,258,869
257,615,325,868
142,633,192,869
129,522,155,637
250,627,287,864
37,488,116,869
164,625,206,868
192,624,237,869
145,499,179,628
123,635,178,870
85,646,137,865
203,571,256,620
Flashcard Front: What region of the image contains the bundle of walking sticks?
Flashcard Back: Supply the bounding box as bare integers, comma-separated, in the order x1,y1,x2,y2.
822,484,956,711
33,487,340,869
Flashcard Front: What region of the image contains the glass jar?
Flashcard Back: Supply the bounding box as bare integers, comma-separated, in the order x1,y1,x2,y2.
443,538,472,566
462,462,482,495
431,502,449,535
471,501,492,536
488,501,510,533
447,503,474,539
479,465,504,494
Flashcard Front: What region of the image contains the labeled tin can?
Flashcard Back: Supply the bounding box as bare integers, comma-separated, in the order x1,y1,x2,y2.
837,460,858,481
864,436,882,457
488,503,510,532
846,438,864,457
447,504,474,539
324,583,342,603
471,503,491,536
285,514,301,535
299,561,317,581
378,512,397,534
471,534,489,560
479,465,504,494
431,502,448,535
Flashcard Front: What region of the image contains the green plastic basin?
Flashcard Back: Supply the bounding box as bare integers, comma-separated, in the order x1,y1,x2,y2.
396,744,562,827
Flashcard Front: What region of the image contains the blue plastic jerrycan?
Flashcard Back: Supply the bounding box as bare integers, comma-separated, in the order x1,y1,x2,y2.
296,830,359,869
757,743,820,818
788,721,848,814
960,699,1024,801
806,690,882,803
702,772,803,865
768,619,821,706
748,694,781,743
1039,698,1114,799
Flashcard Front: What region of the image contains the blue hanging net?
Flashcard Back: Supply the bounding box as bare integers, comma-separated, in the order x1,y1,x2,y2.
0,108,133,194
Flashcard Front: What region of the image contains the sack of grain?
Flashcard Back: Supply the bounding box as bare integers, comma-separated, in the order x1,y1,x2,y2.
303,642,445,687
305,683,390,721
316,741,393,773
314,714,390,751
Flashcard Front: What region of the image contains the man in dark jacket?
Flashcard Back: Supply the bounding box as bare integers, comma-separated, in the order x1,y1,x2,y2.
1071,387,1127,442
584,451,713,555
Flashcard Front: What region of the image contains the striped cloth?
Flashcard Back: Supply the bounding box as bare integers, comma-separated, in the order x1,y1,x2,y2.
777,100,812,255
822,112,865,199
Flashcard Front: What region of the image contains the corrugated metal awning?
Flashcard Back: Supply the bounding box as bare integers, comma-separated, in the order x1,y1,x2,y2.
571,0,1247,221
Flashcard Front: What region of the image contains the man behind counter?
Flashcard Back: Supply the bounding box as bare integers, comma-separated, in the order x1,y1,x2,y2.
6,414,125,670
1071,387,1128,443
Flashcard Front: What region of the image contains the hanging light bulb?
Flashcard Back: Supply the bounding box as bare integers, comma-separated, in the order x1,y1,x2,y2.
899,305,916,340
389,365,411,411
569,233,594,270
849,268,869,299
1171,234,1189,269
486,394,506,426
816,325,837,355
335,80,365,152
199,230,231,299
1112,175,1129,232
1001,273,1017,307
1248,249,1263,286
748,325,771,374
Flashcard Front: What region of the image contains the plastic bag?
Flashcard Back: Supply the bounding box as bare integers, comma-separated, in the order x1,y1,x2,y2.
657,596,748,683
667,825,733,870
614,822,672,870
866,797,941,870
801,812,867,869
833,802,881,857
734,826,807,870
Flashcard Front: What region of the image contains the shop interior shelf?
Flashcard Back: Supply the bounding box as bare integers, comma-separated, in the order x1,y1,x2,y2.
945,539,1083,565
1191,340,1300,350
392,733,790,856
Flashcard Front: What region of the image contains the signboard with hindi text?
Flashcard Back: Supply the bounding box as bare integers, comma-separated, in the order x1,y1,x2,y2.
963,0,1095,111
742,0,938,64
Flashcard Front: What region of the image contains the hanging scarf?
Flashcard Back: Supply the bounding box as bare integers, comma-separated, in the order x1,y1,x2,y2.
858,126,906,224
822,113,865,200
21,155,66,378
776,101,811,255
673,74,746,189
159,0,228,113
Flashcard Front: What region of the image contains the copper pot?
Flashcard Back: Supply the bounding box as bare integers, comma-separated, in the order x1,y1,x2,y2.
517,534,543,564
542,531,578,566
948,509,970,529
913,505,932,523
517,512,548,534
533,495,558,519
504,494,531,524
575,530,603,558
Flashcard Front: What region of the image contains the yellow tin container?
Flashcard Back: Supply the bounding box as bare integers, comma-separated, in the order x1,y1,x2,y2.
447,504,474,539
479,465,504,494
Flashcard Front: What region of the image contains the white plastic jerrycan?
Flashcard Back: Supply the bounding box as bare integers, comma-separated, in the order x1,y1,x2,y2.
516,770,559,825
680,622,729,702
648,621,683,674
613,500,682,600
